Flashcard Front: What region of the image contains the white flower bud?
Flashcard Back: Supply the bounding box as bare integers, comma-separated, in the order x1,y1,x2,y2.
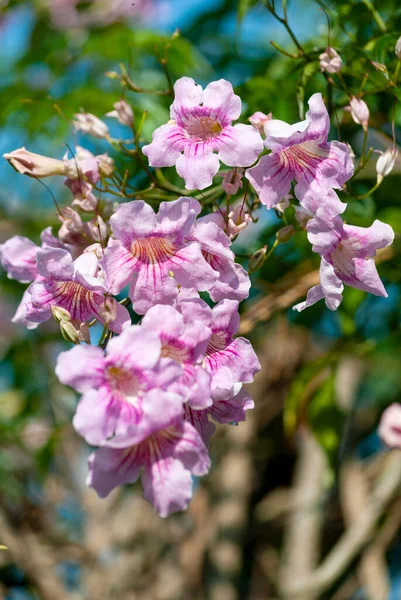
376,149,398,183
395,36,401,61
73,112,109,139
348,97,369,131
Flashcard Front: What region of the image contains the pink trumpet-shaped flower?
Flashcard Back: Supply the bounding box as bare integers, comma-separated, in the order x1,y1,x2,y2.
142,77,263,190
246,93,354,217
141,304,213,410
294,213,394,311
378,404,401,448
177,297,260,440
100,197,218,314
191,216,251,302
56,325,183,447
26,247,130,332
87,414,210,517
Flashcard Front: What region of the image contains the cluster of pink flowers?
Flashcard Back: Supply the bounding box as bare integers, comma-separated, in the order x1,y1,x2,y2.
1,76,394,516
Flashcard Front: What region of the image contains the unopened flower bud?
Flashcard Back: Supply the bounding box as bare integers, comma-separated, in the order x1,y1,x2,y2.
371,61,388,75
97,153,114,177
106,100,134,127
3,147,67,178
294,206,313,228
105,71,120,79
249,246,267,272
73,112,109,139
60,320,80,344
78,323,91,344
102,296,117,324
395,36,401,61
347,97,369,131
227,204,252,238
378,403,401,448
275,195,291,215
249,111,272,134
51,305,72,324
319,47,343,74
276,225,295,243
376,149,398,183
220,168,244,195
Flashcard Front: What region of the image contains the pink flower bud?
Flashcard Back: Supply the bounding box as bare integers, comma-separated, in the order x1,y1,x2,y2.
376,149,398,183
378,403,401,448
73,112,109,139
3,147,67,178
319,47,343,74
347,97,369,131
220,168,244,195
249,111,272,134
227,204,252,238
106,100,134,126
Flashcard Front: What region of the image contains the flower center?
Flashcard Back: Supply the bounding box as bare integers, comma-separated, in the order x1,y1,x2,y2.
106,366,140,398
205,332,229,355
160,339,190,363
281,141,328,173
331,242,354,278
52,281,98,323
185,116,222,140
130,237,176,264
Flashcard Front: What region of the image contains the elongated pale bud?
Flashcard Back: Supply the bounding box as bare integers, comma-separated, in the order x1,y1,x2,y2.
73,112,109,138
249,246,267,272
97,153,114,177
376,149,398,183
3,148,67,178
276,225,295,243
60,320,80,344
378,403,401,448
106,100,134,126
51,305,72,324
319,47,343,74
395,36,401,61
348,97,369,131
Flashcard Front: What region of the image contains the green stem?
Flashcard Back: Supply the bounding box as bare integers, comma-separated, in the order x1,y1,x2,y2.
355,181,381,199
361,0,387,32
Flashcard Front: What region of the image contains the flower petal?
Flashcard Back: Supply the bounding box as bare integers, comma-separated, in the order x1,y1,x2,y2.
55,344,105,392
142,456,193,518
87,446,141,498
170,76,203,120
175,147,220,190
142,123,186,167
216,124,263,167
202,79,242,123
245,153,293,208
